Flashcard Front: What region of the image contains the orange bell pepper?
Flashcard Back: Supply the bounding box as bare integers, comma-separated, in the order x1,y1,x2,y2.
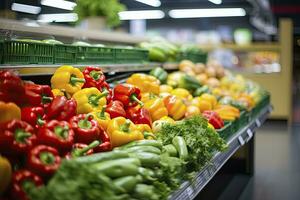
163,95,186,120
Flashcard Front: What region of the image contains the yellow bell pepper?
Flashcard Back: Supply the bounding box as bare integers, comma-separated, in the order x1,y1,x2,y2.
0,156,12,195
208,123,215,130
141,93,158,103
51,89,72,99
214,104,240,121
190,98,200,107
127,73,160,94
152,116,175,133
51,65,85,95
163,95,186,120
171,88,193,101
73,87,108,114
144,98,168,121
199,93,217,108
185,105,200,118
91,107,111,131
159,84,173,93
0,101,21,123
136,124,155,139
107,117,144,148
198,98,213,112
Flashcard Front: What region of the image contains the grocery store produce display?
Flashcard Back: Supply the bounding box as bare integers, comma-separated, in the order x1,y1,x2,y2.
0,60,270,200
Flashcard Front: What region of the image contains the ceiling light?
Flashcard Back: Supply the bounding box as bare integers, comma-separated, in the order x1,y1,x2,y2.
41,0,76,11
119,10,165,20
37,13,78,23
11,3,41,14
134,0,161,7
169,8,246,18
208,0,222,5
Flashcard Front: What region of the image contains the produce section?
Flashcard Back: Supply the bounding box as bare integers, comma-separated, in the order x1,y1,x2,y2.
0,54,270,199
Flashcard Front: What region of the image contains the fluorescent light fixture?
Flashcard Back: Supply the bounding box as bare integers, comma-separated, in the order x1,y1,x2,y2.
37,13,78,23
169,8,246,18
11,3,41,14
134,0,161,7
119,10,165,20
41,0,76,11
208,0,222,5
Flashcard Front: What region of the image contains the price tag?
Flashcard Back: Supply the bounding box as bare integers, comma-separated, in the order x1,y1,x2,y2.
247,129,253,141
238,136,245,146
255,119,261,127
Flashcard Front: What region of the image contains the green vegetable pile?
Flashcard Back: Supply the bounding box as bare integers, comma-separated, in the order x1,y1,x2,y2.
74,0,126,27
157,115,227,171
29,116,227,200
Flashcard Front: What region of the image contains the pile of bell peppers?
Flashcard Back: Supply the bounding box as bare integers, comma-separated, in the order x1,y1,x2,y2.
0,63,253,199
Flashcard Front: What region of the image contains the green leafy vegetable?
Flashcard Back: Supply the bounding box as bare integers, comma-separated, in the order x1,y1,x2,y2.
157,115,227,172
29,160,129,200
74,0,126,27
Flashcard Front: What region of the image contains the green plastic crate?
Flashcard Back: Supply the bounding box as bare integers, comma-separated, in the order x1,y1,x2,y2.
217,122,233,140
238,110,250,128
54,44,77,64
114,48,149,63
177,52,208,63
76,46,114,64
2,40,54,64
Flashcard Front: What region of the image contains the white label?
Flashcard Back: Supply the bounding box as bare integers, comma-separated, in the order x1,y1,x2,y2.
247,129,253,141
255,119,261,127
238,136,245,146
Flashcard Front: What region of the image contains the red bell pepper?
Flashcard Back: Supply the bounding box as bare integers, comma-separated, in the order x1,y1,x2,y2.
82,66,106,90
27,145,61,177
106,100,126,119
102,81,112,104
45,96,77,121
0,120,37,155
21,106,45,129
69,114,100,144
0,70,26,106
24,83,53,108
93,129,111,153
11,169,43,200
113,84,144,107
126,106,152,127
64,140,99,159
37,120,75,153
202,110,224,129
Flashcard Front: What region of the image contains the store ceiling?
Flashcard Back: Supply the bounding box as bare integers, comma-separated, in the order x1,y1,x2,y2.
1,0,300,34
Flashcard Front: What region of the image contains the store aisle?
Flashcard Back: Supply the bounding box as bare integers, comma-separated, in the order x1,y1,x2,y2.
238,121,300,200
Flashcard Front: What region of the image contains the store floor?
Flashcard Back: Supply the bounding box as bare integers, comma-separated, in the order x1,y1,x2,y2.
237,121,300,200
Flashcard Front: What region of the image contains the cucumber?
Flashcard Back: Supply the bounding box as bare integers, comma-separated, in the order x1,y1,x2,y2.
92,158,141,178
124,146,161,155
118,140,163,150
129,152,161,168
162,144,178,157
74,150,129,164
113,175,142,193
172,136,188,161
138,167,156,181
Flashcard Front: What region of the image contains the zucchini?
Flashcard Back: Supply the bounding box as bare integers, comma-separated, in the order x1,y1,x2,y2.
129,152,161,168
124,146,161,155
74,150,129,164
118,140,163,150
172,136,188,161
92,158,141,178
162,144,178,157
113,175,142,193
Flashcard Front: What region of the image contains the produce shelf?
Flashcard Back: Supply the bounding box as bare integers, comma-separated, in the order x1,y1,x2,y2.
0,63,162,76
169,104,272,200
